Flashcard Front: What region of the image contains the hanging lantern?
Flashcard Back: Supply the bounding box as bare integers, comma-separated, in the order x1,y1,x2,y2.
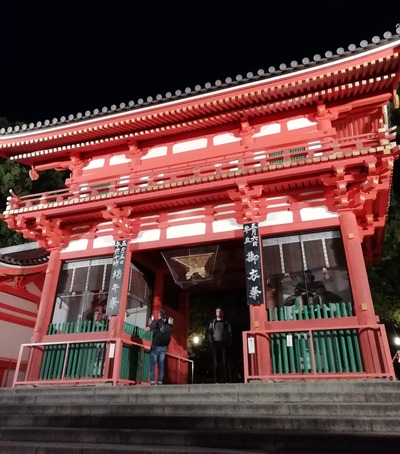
161,244,223,289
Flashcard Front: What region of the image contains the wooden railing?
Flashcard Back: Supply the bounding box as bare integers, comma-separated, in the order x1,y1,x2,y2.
242,323,395,382
11,322,190,387
123,321,152,341
12,338,193,387
13,339,119,387
268,301,355,322
48,320,109,334
4,130,391,214
47,321,150,338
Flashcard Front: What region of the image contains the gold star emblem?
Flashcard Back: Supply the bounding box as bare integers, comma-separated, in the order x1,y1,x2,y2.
171,253,214,280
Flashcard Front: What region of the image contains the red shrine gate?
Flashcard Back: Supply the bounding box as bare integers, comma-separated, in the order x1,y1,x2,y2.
0,28,399,386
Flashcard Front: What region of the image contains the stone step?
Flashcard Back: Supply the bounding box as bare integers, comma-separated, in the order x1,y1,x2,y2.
1,390,399,405
5,379,400,398
1,380,399,452
0,401,399,419
0,441,267,454
2,381,399,406
1,415,400,434
0,426,399,452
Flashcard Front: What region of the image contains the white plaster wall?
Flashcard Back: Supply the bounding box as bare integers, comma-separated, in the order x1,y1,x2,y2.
110,155,130,165
130,229,161,243
142,146,168,159
93,235,115,249
300,206,338,221
259,211,294,226
212,219,241,233
287,118,316,130
166,223,206,239
253,123,281,137
62,238,89,253
83,158,105,169
0,320,32,360
0,291,37,319
212,133,240,145
172,138,207,154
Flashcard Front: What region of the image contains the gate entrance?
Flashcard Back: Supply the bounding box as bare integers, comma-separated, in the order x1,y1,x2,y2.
189,288,249,383
159,239,249,383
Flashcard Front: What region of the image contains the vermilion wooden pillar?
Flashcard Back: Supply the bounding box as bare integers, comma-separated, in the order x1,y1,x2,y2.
339,210,391,375
249,302,269,377
28,248,62,381
339,210,377,324
32,248,62,343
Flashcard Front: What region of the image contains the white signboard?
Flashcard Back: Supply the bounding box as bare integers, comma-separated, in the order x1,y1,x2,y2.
247,336,255,354
109,343,115,358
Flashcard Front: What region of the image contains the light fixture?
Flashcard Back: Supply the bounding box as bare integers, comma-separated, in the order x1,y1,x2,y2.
393,326,400,346
162,244,224,289
171,253,214,280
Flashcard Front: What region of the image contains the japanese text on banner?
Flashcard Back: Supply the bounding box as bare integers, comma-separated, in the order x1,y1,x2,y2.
243,223,263,305
106,240,127,316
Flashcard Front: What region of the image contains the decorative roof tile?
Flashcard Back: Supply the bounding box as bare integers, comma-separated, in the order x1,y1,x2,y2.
0,242,50,266
0,25,399,137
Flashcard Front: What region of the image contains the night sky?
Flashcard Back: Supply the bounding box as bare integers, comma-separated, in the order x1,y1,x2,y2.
0,2,398,124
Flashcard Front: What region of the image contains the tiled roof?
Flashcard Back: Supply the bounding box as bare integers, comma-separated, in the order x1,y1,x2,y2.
1,25,399,137
0,242,49,266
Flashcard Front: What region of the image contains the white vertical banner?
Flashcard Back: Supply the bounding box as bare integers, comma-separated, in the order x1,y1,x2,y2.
243,222,263,305
106,240,127,316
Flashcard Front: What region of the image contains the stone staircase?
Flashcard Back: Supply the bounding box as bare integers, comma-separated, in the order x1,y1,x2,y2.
0,379,400,453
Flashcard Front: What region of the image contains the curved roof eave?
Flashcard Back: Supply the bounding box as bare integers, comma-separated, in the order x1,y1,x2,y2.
0,28,399,160
0,242,50,267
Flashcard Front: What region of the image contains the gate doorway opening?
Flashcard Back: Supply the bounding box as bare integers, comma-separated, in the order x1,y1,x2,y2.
160,239,249,384
188,288,249,384
135,239,250,384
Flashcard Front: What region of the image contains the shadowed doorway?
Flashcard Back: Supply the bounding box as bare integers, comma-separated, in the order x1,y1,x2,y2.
135,239,250,384
188,288,249,383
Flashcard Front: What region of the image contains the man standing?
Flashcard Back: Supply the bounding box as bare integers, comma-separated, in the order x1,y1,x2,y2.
208,307,232,383
145,309,173,385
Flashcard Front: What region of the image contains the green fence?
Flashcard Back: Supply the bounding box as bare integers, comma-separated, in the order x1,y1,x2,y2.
39,342,107,380
38,322,150,382
120,344,150,382
267,302,363,375
48,320,150,338
121,322,151,381
124,322,152,341
44,320,108,379
270,329,364,374
268,301,354,322
48,320,108,334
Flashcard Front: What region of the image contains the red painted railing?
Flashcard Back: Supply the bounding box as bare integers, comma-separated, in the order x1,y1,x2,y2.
242,323,395,382
12,339,193,388
5,130,392,214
